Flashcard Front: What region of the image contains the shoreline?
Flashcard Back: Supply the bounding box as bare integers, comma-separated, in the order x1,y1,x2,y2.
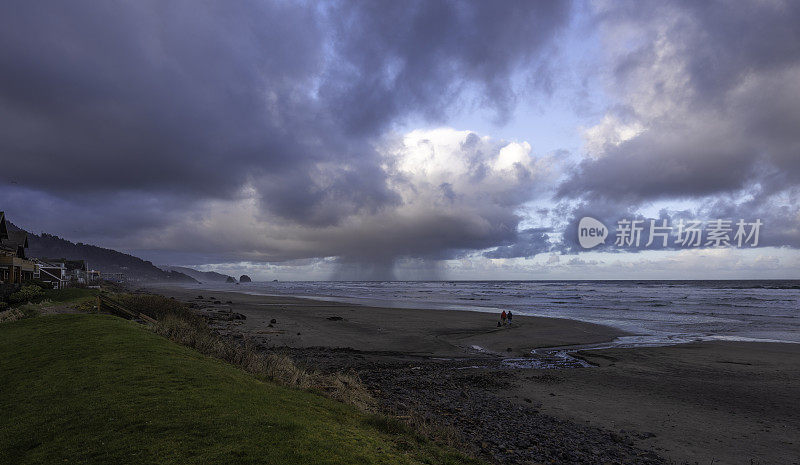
143,284,800,464
145,284,630,357
150,281,800,347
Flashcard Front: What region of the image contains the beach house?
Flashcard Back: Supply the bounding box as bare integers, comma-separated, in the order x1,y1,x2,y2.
0,211,36,285
34,260,69,289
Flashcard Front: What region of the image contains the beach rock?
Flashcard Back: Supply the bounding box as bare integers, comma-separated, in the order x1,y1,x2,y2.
327,316,344,321
239,274,252,283
270,318,277,324
225,276,236,283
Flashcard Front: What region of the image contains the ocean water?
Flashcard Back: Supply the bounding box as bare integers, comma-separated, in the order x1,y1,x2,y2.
190,280,800,345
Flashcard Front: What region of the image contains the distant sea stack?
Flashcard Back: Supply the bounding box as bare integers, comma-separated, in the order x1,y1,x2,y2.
239,275,252,283
225,276,236,283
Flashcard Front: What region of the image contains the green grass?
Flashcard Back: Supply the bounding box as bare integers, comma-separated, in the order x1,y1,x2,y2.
0,314,480,465
41,287,99,303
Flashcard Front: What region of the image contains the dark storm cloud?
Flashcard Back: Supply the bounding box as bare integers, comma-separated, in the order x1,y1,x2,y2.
320,0,571,134
483,227,553,259
0,185,182,242
692,190,800,249
0,0,572,270
558,0,800,203
558,127,759,202
0,0,325,196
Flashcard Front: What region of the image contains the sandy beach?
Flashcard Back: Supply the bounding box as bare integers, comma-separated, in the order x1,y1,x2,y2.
148,285,800,465
149,285,628,357
511,342,800,464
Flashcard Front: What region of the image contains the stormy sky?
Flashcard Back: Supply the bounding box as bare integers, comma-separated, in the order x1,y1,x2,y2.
1,0,798,280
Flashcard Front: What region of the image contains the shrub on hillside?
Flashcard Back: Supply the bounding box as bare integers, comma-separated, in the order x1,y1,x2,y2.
18,303,41,318
0,303,41,323
0,308,23,323
114,292,377,411
151,313,376,412
9,285,44,305
27,279,55,290
116,294,204,327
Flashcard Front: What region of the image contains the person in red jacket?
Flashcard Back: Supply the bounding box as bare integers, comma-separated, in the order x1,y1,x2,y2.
500,310,507,326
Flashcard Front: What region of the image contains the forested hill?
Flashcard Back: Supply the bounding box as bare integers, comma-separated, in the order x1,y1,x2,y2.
160,266,235,283
9,223,197,283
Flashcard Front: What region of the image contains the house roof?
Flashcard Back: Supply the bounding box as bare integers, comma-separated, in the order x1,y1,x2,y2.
2,230,28,249
35,258,64,267
0,211,8,242
0,228,28,259
0,213,30,257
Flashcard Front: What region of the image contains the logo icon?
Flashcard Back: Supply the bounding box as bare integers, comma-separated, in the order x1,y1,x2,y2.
578,217,608,249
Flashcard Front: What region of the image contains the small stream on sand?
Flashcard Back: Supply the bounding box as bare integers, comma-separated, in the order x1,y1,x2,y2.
469,333,735,370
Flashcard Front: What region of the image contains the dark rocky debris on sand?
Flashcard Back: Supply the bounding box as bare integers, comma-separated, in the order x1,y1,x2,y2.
196,308,247,322
271,347,666,465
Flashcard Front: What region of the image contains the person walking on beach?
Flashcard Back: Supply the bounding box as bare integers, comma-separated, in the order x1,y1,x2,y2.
507,311,513,326
500,310,507,326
